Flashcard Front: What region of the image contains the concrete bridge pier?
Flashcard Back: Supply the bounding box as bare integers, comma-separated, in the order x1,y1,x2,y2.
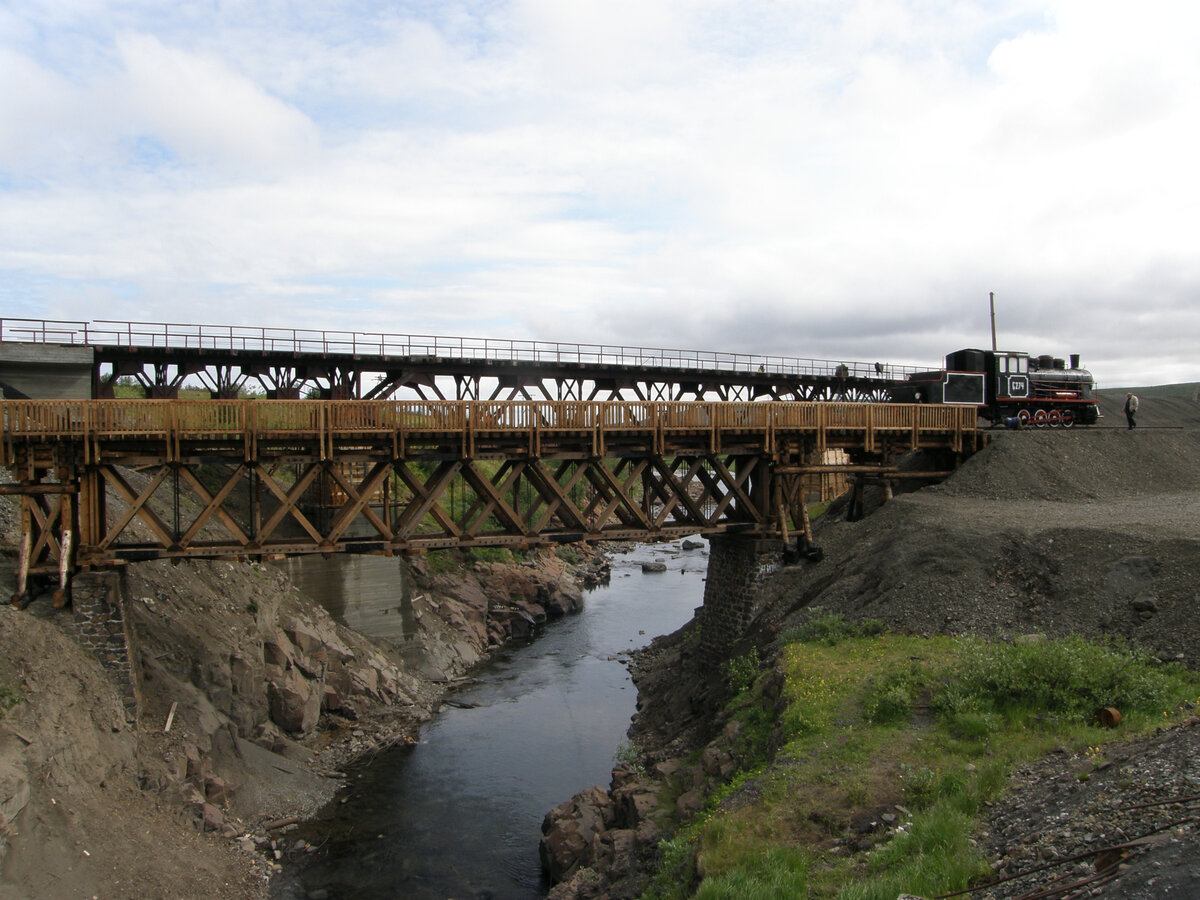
698,534,785,660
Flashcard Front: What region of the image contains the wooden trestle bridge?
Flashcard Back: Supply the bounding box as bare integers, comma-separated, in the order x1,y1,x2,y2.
2,397,982,605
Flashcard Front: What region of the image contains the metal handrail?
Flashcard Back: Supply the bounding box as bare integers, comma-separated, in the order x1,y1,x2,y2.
0,317,924,381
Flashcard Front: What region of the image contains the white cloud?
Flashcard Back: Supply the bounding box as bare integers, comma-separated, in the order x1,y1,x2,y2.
1,1,1199,385
112,33,319,172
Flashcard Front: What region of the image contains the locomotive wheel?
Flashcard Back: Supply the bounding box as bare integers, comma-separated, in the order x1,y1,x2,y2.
1034,408,1048,427
1061,410,1074,428
1047,410,1062,427
1017,409,1031,427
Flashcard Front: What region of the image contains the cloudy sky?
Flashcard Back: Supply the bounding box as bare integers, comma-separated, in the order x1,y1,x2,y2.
2,1,1198,386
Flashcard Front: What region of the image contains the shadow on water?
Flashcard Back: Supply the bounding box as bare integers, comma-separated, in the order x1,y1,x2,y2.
269,543,706,900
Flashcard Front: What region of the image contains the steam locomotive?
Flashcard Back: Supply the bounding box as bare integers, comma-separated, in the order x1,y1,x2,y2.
888,348,1100,427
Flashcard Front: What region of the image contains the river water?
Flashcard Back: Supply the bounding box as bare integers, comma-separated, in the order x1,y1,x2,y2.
272,542,705,900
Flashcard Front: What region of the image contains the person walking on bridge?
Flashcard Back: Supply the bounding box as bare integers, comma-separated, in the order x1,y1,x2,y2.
1124,393,1139,430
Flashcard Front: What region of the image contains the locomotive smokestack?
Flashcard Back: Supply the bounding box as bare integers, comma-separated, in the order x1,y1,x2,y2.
989,292,997,351
1070,353,1080,369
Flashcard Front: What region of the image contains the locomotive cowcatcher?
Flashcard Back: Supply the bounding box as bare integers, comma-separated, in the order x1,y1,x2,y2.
889,348,1101,427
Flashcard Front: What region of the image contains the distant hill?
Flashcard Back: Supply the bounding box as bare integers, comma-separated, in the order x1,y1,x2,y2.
1095,385,1200,428
1102,382,1200,400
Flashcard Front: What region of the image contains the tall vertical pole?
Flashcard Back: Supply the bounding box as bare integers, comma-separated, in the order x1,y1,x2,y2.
990,291,997,351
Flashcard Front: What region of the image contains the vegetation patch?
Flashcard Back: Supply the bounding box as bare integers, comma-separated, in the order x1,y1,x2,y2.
555,545,581,565
0,679,21,715
723,648,760,697
642,632,1200,900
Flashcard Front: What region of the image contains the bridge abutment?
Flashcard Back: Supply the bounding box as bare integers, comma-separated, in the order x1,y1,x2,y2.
698,535,784,660
71,571,142,720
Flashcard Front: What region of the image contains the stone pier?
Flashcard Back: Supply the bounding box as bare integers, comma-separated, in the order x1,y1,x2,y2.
698,535,784,660
71,571,142,720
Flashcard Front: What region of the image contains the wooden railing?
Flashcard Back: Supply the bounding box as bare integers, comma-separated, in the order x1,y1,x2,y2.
2,399,977,448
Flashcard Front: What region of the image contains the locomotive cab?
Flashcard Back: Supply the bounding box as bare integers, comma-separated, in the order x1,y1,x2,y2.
975,350,1031,406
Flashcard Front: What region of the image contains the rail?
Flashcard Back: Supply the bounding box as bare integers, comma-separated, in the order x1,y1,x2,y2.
0,317,924,381
1,399,977,445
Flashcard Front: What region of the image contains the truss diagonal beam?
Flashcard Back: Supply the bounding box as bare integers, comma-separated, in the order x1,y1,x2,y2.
258,464,325,545
325,461,394,543
177,465,251,547
394,461,463,540
460,460,529,538
98,466,175,550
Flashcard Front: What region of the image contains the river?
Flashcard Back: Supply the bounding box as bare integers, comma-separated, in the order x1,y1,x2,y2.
271,542,705,900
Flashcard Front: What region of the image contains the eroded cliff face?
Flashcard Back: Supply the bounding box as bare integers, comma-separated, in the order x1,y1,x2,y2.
0,544,606,900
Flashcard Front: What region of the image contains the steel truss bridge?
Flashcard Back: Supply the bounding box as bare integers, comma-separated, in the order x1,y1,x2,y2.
0,318,923,403
2,398,982,604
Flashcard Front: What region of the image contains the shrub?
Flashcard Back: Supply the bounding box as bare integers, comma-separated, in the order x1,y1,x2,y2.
643,835,699,900
724,649,760,696
947,709,999,741
935,636,1186,723
862,658,934,725
866,683,913,724
614,739,643,770
899,763,939,808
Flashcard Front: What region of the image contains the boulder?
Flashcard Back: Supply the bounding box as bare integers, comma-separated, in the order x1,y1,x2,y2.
348,663,379,697
591,828,637,880
544,583,583,616
267,667,321,734
515,600,548,625
204,774,233,806
613,789,659,829
676,789,704,817
284,620,325,656
262,632,295,668
641,562,667,573
199,802,224,831
700,744,733,777
540,786,613,883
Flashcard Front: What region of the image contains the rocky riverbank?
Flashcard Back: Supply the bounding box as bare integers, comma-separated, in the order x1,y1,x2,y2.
0,532,607,900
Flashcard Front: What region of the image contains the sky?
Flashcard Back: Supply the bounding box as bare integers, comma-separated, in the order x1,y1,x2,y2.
1,0,1198,387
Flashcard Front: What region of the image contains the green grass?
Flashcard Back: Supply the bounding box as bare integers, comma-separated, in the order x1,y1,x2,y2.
0,680,21,715
555,545,582,565
641,631,1200,900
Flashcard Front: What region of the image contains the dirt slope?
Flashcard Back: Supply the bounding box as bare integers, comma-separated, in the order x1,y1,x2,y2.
0,603,272,900
756,416,1200,658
